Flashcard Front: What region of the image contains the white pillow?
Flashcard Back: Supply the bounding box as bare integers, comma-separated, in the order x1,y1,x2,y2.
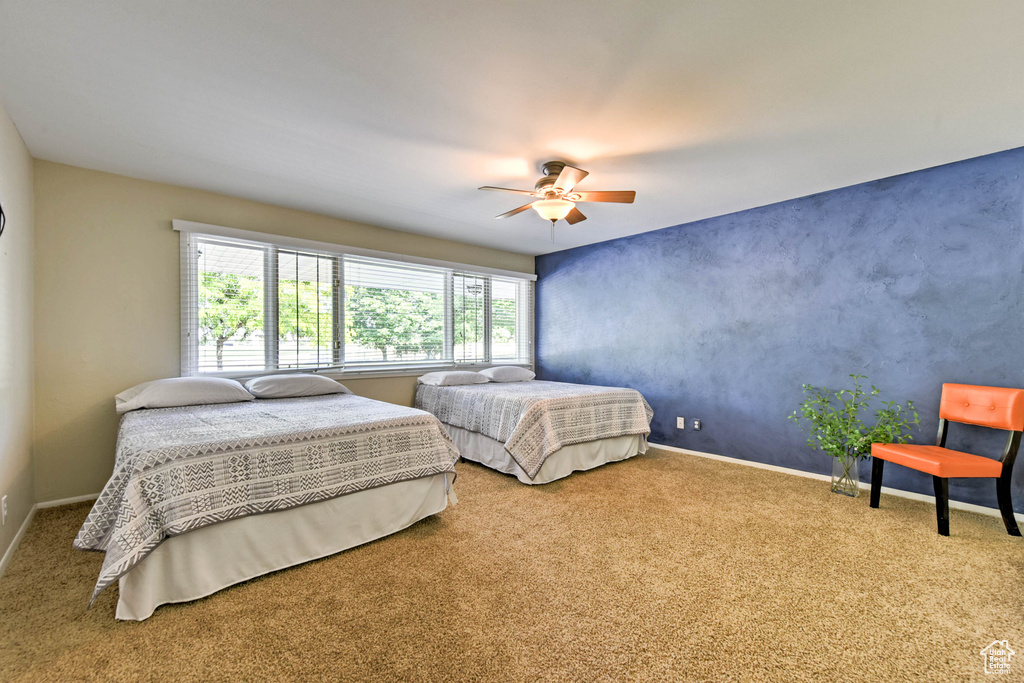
115,377,254,414
479,366,536,383
417,371,490,386
245,374,352,399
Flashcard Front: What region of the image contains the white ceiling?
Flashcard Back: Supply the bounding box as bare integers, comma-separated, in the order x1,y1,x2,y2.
2,1,1024,255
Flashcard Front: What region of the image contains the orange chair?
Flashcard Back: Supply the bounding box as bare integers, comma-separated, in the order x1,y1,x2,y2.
870,383,1023,536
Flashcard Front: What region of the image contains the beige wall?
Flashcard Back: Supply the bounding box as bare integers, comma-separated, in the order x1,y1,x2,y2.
0,102,35,559
33,160,533,502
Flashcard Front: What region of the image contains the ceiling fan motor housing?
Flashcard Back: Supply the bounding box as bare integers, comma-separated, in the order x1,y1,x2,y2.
536,160,567,195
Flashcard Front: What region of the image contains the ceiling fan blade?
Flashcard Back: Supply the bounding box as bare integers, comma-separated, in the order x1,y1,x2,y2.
573,191,636,204
478,186,537,197
553,164,589,193
565,207,587,225
495,203,535,219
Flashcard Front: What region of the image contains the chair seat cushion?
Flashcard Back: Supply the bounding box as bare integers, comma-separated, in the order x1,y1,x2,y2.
871,443,1003,478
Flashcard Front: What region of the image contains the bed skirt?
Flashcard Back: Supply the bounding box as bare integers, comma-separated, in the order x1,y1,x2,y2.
116,473,452,620
445,424,646,484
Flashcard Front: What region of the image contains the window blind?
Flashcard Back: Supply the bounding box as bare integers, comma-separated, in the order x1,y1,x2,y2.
491,277,532,363
186,235,270,373
277,250,339,371
343,256,447,367
181,230,534,376
452,273,488,364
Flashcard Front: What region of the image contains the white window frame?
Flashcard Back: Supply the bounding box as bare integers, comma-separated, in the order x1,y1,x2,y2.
176,220,535,379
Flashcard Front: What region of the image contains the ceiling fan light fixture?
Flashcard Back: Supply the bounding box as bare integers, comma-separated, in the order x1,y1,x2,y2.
532,198,575,222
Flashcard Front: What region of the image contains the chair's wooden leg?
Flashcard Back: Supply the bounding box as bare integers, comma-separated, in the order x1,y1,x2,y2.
996,474,1021,537
933,476,950,536
870,457,884,508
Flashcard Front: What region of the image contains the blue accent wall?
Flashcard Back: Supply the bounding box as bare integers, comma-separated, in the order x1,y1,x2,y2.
536,147,1024,511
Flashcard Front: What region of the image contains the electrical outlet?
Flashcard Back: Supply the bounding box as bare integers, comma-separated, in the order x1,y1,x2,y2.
676,416,685,430
692,419,702,431
1,495,6,526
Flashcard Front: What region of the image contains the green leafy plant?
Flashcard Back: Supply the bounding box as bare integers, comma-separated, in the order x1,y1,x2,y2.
790,374,920,461
790,375,920,496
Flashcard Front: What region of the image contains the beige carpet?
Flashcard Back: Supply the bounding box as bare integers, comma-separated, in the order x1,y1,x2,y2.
1,448,1022,682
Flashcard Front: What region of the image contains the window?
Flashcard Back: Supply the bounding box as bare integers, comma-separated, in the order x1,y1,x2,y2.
190,238,268,373
343,257,446,366
277,250,337,370
453,273,487,363
491,277,530,362
180,229,533,375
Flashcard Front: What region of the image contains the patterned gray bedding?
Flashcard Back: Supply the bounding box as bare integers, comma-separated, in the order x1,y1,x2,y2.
415,380,653,480
74,393,458,603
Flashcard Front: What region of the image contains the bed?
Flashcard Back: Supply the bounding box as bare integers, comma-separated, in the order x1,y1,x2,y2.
415,380,653,484
74,392,459,620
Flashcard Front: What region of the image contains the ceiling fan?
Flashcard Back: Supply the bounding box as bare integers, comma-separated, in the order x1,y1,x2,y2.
479,161,636,227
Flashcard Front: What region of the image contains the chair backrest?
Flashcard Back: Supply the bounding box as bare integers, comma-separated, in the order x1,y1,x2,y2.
939,384,1024,431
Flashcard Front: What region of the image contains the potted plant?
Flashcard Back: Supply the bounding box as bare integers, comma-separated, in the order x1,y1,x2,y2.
790,374,919,497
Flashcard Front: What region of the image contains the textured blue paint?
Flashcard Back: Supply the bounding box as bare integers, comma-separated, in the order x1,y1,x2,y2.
536,147,1024,511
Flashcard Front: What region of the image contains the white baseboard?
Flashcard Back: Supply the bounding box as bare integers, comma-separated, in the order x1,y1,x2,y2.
0,492,100,581
650,442,1024,524
36,492,100,509
0,506,37,581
